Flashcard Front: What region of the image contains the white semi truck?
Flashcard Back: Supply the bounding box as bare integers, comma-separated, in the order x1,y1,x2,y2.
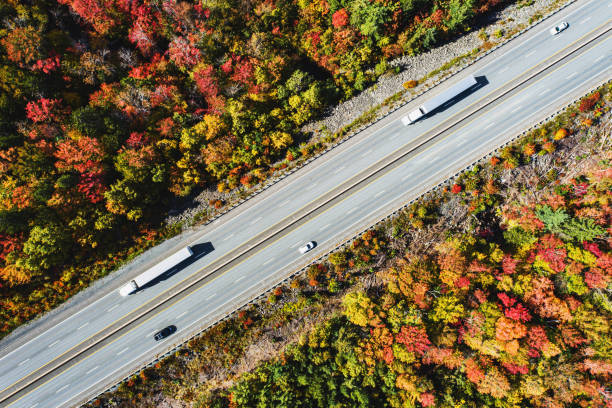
119,246,194,296
401,74,478,125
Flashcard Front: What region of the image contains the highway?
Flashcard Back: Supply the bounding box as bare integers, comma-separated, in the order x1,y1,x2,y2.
0,0,610,406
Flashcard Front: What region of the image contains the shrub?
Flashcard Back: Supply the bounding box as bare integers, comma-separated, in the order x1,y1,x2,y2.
403,80,418,89
578,92,600,112
553,128,568,140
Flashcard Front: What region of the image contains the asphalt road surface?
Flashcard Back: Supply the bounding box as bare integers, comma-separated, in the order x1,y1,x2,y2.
1,0,610,406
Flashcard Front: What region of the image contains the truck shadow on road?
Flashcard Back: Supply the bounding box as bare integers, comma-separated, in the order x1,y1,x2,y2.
423,75,489,119
140,242,215,289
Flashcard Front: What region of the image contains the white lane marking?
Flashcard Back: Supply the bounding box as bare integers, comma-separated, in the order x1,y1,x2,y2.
222,233,234,241
566,72,578,79
484,122,495,130
18,358,30,366
401,173,414,182
361,149,372,157
235,275,245,283
389,132,400,139
290,241,301,248
374,190,385,198
510,105,522,113
55,384,70,394
277,199,291,208
206,293,216,300
116,347,129,356
306,181,318,190
540,88,550,94
346,207,358,215
48,340,59,348
176,311,188,319
498,66,509,74
262,258,275,266
595,55,605,62
525,50,536,58
77,322,89,331
107,304,119,312
319,223,330,231
250,216,262,225
30,404,38,408
333,166,346,174
579,17,591,24
85,366,99,375
0,291,116,362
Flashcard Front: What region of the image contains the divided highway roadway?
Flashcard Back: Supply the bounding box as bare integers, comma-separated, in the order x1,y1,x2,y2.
1,0,610,406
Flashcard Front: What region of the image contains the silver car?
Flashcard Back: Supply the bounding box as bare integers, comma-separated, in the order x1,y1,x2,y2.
299,241,316,254
549,21,568,35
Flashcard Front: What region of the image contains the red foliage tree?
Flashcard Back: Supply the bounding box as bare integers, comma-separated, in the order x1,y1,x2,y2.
502,362,528,375
26,98,65,123
193,65,224,113
464,358,485,384
332,9,350,28
526,325,548,351
230,57,255,85
0,234,22,262
584,269,609,290
497,292,516,308
57,0,117,35
125,132,149,148
77,172,107,204
55,137,105,174
418,392,435,407
168,36,201,68
451,183,462,194
32,54,61,74
501,255,519,275
578,92,600,112
535,234,567,273
430,9,445,26
559,324,588,348
396,325,431,356
504,303,532,322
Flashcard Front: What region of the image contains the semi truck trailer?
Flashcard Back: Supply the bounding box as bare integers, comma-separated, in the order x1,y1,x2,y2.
401,74,478,125
119,246,194,296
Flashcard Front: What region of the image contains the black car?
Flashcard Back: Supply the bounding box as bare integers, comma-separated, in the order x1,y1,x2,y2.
153,325,177,341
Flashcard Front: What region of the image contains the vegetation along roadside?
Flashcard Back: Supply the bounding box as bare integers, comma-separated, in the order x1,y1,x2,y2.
1,0,544,338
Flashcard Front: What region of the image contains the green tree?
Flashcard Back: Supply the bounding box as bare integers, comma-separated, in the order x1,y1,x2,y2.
536,205,569,234
349,0,392,39
445,0,475,31
17,223,71,271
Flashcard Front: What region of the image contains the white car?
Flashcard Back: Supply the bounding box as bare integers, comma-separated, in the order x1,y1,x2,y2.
298,241,316,254
549,21,568,35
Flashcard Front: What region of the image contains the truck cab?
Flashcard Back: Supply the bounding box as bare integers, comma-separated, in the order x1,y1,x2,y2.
119,280,138,296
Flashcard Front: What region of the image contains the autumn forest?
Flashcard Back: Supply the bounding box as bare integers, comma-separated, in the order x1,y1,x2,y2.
0,0,508,335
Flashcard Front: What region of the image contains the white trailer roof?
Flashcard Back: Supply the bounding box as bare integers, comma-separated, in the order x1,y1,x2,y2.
132,246,194,287
421,75,477,112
